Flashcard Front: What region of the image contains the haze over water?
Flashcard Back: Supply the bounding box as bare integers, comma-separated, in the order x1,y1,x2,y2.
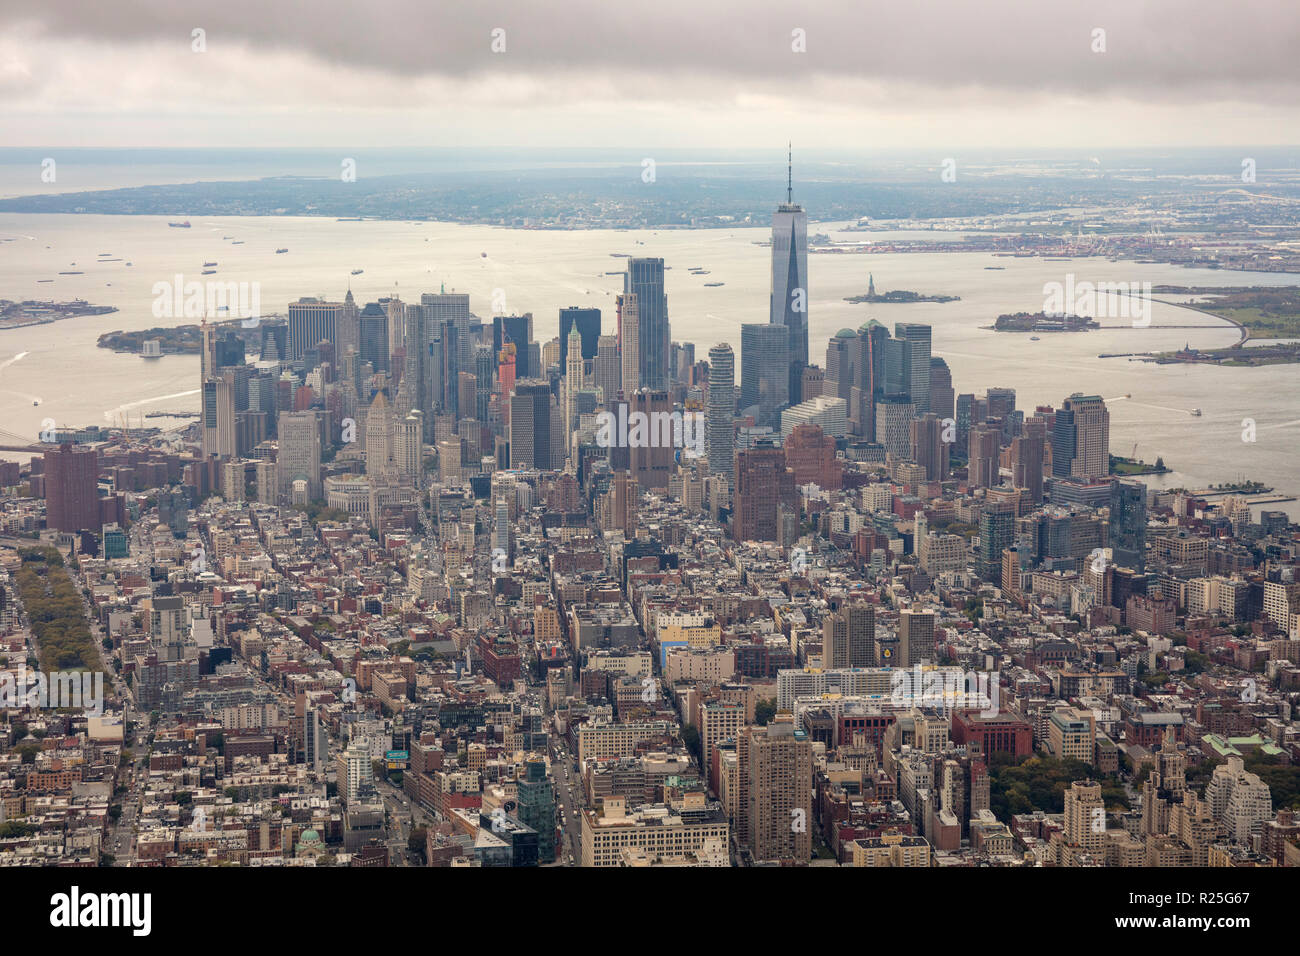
1,212,1297,516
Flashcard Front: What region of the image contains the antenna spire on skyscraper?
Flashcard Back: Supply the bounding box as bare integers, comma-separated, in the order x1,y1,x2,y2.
787,142,793,204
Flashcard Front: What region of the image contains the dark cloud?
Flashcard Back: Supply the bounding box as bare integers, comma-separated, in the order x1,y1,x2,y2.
6,0,1299,102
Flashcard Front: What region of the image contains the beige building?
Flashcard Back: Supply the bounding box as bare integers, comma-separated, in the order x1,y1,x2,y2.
576,720,675,764
741,716,813,864
1048,707,1096,765
580,794,729,867
1061,779,1106,860
850,831,932,867
700,701,745,786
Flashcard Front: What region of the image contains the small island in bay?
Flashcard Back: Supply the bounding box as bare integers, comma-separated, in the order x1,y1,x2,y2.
98,318,282,355
1110,454,1170,476
0,298,117,331
1145,341,1300,367
844,274,959,305
992,311,1099,332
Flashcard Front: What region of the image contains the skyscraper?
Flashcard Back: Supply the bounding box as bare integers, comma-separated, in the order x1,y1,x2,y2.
337,288,359,360
929,357,955,422
733,440,796,542
707,343,735,485
497,343,517,431
215,371,238,459
968,425,1000,491
740,323,790,428
594,334,620,405
43,443,99,532
491,312,532,377
910,412,948,481
425,292,474,411
624,259,669,389
986,387,1017,425
1110,479,1148,572
559,307,601,371
510,380,553,470
365,392,395,478
743,716,812,864
474,345,494,423
783,422,842,490
287,299,341,362
201,378,219,458
1063,780,1106,856
200,318,218,382
824,329,856,406
1012,416,1047,503
770,147,808,405
564,325,584,458
978,504,1015,584
855,320,890,439
1051,406,1077,478
824,602,876,668
895,323,932,414
629,388,672,491
516,757,556,864
278,411,322,500
384,294,407,358
358,303,389,374
899,608,937,665
1062,393,1110,479
397,305,427,417
875,395,916,461
617,293,640,395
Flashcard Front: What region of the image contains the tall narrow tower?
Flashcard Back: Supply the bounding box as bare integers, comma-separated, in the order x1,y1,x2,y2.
618,293,640,395
564,325,584,456
707,343,735,485
770,145,808,405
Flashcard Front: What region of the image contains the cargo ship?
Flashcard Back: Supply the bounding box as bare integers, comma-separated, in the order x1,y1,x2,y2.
168,220,191,228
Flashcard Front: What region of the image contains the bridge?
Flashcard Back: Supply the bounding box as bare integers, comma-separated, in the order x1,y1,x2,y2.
0,426,55,454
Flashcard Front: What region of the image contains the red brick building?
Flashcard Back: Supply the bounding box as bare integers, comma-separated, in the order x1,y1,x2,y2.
951,710,1033,758
783,423,843,490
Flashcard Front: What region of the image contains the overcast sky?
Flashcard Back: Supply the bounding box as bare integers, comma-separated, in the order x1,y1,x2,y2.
2,0,1298,149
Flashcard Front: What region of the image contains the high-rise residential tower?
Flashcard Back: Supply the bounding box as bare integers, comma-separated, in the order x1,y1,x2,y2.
1110,479,1148,572
742,716,812,864
43,443,100,533
707,343,736,485
617,293,640,395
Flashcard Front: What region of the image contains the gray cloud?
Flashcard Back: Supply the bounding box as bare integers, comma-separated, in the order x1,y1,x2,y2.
5,0,1299,102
